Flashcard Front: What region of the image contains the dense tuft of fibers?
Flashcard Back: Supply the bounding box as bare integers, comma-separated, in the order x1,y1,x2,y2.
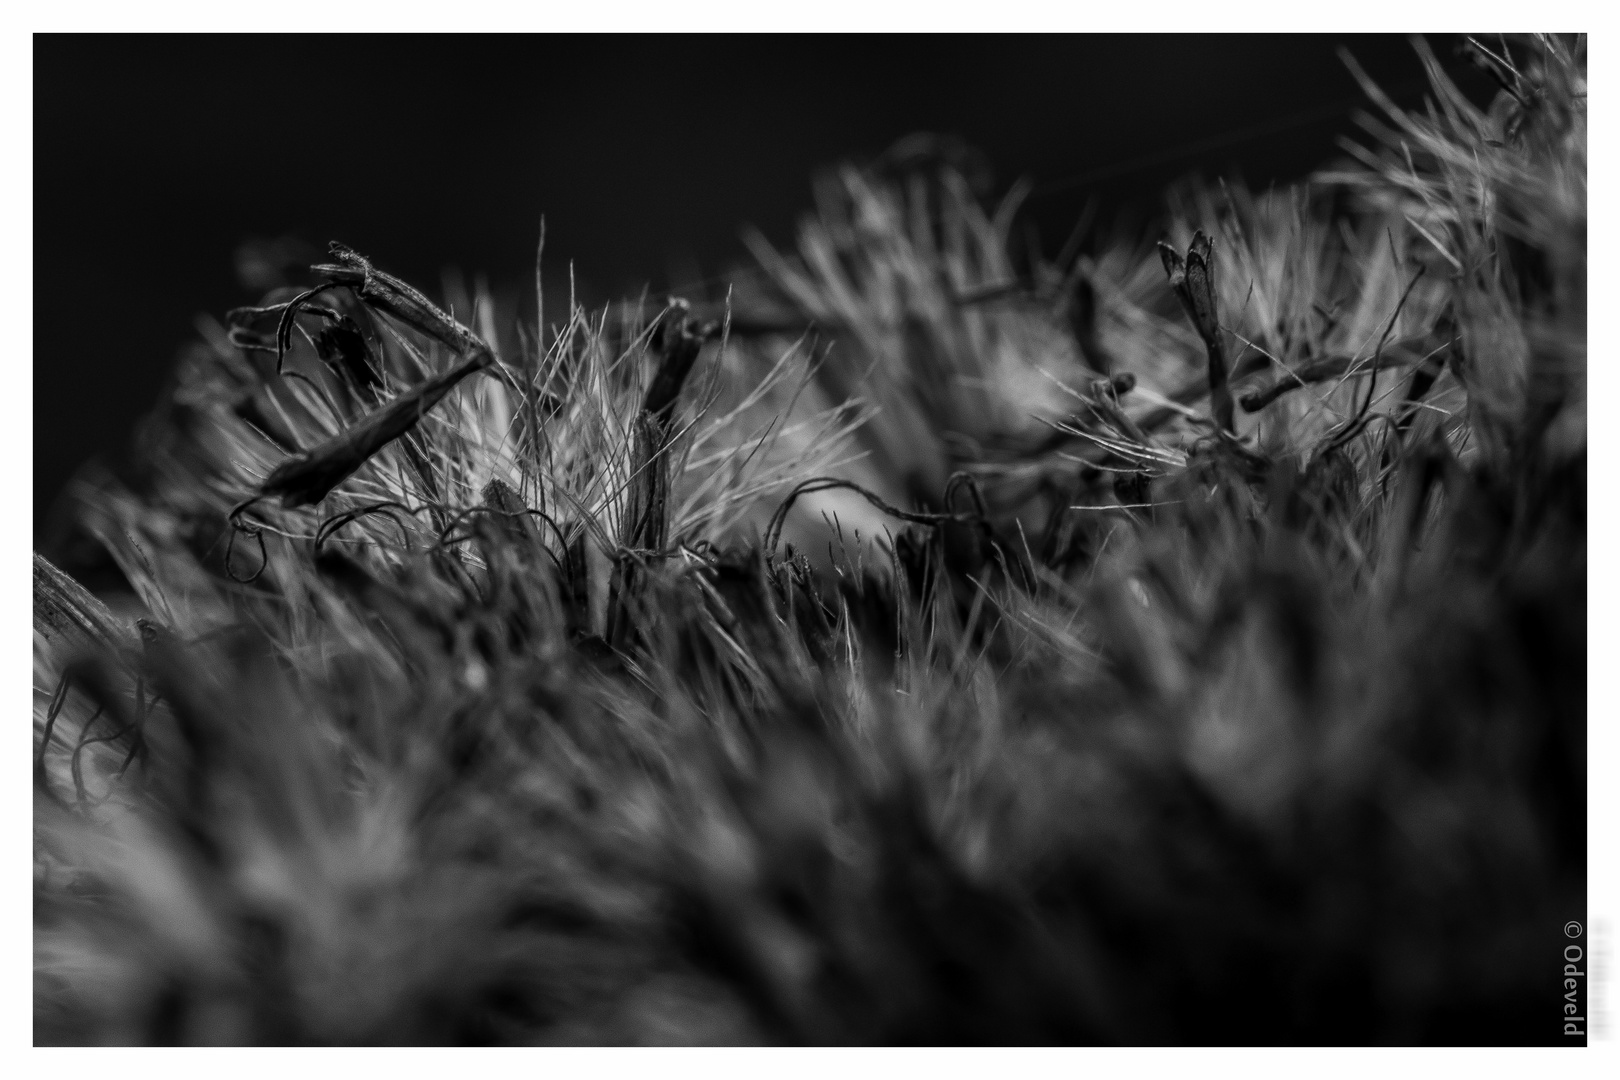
35,36,1584,1045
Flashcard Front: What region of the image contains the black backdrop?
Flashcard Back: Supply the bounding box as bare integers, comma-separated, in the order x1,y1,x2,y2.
33,34,1491,543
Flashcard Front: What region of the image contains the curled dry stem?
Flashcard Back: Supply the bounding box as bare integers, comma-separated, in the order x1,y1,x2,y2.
763,477,977,563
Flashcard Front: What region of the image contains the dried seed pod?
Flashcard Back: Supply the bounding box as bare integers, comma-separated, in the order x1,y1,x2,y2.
1238,332,1442,413
479,478,536,540
1159,231,1234,434
473,476,558,585
620,303,720,548
621,412,672,555
259,347,493,508
311,242,481,354
607,303,717,648
642,301,714,425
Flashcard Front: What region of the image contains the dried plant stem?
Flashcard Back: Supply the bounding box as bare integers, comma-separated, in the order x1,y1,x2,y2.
1158,230,1235,434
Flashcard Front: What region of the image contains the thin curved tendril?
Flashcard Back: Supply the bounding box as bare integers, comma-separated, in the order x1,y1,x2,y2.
763,477,979,562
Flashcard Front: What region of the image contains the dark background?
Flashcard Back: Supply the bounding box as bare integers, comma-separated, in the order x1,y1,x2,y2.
33,34,1492,545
